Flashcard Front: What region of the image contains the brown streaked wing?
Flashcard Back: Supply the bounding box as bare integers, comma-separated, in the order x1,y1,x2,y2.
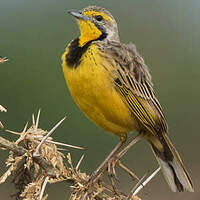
101,41,168,134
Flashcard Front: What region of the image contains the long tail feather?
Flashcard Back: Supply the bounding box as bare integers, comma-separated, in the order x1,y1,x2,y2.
150,132,194,192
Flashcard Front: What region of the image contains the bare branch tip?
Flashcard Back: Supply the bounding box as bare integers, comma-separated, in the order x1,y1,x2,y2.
36,109,41,129
40,176,49,200
76,154,85,171
32,113,35,126
132,167,161,196
0,105,7,112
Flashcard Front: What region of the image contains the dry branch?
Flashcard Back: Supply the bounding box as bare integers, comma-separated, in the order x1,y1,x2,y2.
0,111,159,200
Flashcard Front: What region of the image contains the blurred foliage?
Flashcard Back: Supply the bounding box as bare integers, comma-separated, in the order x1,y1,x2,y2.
0,0,199,199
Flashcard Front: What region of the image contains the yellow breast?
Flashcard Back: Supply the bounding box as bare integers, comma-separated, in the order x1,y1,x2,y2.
62,44,139,137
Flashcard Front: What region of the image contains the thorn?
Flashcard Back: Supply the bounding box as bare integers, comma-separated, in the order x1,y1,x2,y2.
0,121,4,129
127,172,147,200
23,122,29,132
5,129,21,135
35,109,41,129
33,116,66,157
0,105,7,112
132,167,161,197
5,122,29,135
76,154,85,171
45,139,84,150
0,57,8,64
40,176,49,200
32,113,35,126
57,148,69,151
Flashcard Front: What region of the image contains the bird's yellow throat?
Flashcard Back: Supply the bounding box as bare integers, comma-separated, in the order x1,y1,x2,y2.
77,19,102,47
76,10,112,47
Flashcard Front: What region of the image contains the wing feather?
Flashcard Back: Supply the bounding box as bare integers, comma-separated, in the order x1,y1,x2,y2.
99,41,168,134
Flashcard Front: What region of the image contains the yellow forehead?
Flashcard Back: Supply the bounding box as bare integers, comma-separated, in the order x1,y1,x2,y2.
82,10,112,21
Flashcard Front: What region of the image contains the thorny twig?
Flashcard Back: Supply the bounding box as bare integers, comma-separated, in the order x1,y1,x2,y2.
33,116,67,157
0,110,160,200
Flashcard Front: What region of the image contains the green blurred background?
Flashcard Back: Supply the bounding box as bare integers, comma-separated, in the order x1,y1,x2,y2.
0,0,199,199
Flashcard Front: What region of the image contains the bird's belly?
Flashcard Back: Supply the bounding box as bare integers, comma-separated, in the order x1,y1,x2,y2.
62,50,139,136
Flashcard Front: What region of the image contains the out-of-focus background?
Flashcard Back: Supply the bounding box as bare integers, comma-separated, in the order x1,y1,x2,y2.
0,0,199,199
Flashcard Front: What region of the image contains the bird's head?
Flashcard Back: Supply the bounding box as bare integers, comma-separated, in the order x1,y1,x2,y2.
68,6,119,47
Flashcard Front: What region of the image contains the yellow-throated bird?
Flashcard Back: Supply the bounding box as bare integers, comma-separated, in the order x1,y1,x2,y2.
62,6,194,192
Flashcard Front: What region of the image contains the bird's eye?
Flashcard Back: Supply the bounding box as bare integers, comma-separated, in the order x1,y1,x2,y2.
94,15,103,21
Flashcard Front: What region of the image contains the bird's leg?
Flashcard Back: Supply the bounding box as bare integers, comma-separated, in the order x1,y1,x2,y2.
84,134,142,199
116,134,143,163
88,135,126,186
107,160,140,196
107,134,143,189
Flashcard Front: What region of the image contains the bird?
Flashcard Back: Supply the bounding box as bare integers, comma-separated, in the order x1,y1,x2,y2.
62,5,194,192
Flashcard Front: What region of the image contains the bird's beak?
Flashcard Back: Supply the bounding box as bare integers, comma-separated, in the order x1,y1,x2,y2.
67,9,89,21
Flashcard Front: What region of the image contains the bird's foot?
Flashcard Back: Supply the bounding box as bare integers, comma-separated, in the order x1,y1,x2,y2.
81,135,143,199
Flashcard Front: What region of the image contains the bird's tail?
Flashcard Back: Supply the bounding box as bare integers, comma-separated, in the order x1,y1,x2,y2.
148,132,194,192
